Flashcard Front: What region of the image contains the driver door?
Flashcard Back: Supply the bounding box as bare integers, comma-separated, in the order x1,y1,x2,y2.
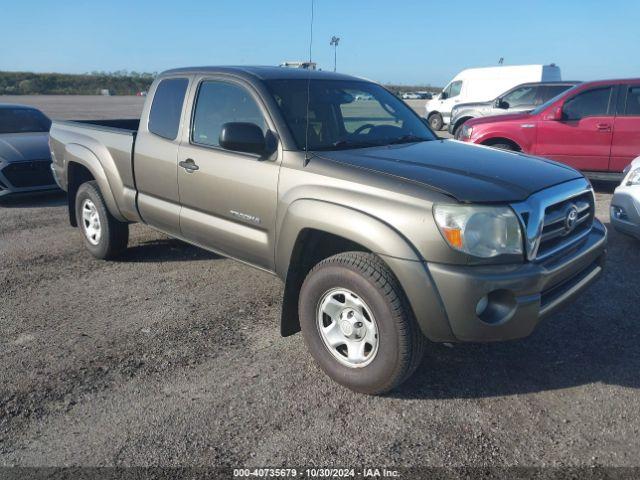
536,85,615,171
438,81,463,123
176,76,281,271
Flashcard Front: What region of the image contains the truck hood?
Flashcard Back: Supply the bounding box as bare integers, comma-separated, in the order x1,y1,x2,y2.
0,132,50,163
317,139,583,203
465,112,532,127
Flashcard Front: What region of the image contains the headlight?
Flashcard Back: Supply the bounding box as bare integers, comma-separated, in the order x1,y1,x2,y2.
434,204,523,258
459,124,473,139
625,167,640,186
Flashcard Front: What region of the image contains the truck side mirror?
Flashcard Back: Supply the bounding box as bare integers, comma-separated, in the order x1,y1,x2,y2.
495,98,509,109
440,91,448,100
219,122,266,155
545,105,564,121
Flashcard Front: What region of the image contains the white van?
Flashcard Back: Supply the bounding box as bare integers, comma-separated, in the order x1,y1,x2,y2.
425,64,561,130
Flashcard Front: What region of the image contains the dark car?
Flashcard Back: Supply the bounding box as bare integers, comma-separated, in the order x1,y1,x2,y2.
0,104,57,197
449,81,579,136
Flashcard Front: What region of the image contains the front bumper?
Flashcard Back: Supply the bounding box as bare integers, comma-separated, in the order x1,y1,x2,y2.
0,159,59,197
611,187,640,240
411,220,606,342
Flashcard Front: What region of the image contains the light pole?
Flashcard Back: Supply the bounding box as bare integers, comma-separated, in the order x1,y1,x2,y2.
330,36,340,72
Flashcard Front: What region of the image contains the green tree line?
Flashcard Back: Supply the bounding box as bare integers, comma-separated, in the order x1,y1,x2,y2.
0,71,155,95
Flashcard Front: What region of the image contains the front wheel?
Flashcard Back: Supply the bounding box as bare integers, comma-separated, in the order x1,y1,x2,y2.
75,181,129,259
428,113,444,131
299,252,425,395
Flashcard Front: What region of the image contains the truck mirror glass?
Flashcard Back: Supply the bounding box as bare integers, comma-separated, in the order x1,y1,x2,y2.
219,122,266,156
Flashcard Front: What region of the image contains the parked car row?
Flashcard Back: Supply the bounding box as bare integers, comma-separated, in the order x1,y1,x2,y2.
448,81,578,136
401,91,432,100
425,64,562,130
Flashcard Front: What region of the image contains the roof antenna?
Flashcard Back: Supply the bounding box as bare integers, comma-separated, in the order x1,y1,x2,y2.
303,0,314,166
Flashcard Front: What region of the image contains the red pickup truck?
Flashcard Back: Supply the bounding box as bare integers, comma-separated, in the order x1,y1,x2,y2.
458,79,640,180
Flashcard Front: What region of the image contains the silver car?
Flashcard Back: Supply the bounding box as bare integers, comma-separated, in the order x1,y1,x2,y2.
611,156,640,240
0,104,57,197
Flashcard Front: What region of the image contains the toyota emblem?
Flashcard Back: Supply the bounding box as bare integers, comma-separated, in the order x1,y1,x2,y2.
564,205,579,234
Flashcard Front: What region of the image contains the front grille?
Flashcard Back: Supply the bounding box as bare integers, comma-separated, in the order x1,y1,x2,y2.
536,191,594,260
2,160,55,188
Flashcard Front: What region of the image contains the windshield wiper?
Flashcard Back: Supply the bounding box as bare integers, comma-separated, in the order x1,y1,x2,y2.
388,134,430,145
318,139,382,150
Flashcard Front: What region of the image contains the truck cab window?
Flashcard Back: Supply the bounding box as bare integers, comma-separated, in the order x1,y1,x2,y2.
148,78,189,140
191,81,266,148
625,86,640,115
562,87,612,120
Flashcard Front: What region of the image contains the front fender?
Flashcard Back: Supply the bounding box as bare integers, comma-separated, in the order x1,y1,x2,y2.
65,143,126,221
275,199,454,342
276,199,420,278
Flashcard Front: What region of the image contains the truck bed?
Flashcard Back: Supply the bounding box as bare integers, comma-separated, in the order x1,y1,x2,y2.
58,118,140,133
49,118,141,222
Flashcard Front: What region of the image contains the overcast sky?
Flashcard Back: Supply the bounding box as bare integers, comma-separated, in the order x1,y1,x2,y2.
1,0,639,86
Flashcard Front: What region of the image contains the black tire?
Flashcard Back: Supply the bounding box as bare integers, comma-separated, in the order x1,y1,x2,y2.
428,113,444,131
298,252,425,395
75,181,129,259
489,142,515,151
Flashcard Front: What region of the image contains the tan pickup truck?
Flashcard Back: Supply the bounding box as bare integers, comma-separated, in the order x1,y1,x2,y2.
49,66,607,394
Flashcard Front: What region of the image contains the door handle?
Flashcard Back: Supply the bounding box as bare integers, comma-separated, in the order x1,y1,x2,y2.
179,158,199,172
596,123,611,132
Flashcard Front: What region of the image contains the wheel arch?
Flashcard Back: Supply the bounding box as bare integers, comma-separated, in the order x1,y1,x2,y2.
481,137,522,151
275,199,423,337
453,116,474,135
64,143,125,225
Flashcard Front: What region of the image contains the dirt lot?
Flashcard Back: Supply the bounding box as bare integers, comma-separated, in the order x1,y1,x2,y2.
1,96,639,468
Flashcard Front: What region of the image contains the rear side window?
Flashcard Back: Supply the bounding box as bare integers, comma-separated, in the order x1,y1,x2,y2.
148,78,189,140
562,87,612,121
191,80,266,148
624,86,640,115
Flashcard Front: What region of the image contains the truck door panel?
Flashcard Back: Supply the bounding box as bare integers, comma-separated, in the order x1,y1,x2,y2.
536,86,614,171
134,77,190,236
177,77,279,270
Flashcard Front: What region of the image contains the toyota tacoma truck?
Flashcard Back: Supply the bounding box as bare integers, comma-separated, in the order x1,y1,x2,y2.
49,66,607,394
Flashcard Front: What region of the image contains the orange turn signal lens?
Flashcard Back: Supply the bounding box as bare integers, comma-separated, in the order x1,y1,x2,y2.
442,227,463,249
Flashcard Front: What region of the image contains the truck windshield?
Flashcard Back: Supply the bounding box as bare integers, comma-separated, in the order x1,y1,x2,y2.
0,107,51,134
265,79,436,151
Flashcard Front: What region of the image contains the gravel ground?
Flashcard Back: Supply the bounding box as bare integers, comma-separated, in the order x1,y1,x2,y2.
1,97,639,469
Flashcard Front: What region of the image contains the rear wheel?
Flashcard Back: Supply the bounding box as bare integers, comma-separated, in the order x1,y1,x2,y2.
298,252,425,395
428,113,444,131
75,181,128,259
